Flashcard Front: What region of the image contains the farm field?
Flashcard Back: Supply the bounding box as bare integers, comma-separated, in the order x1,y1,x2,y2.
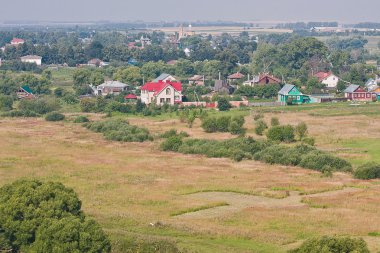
1,103,380,252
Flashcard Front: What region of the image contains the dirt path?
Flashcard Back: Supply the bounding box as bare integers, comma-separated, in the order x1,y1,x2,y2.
175,187,362,219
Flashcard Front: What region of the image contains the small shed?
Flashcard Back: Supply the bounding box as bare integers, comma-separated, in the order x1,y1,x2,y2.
278,84,310,105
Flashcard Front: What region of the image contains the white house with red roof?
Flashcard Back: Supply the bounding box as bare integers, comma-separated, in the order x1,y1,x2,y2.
11,38,25,46
140,80,182,105
314,71,339,88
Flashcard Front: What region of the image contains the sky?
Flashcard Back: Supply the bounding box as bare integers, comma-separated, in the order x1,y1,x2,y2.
1,0,380,23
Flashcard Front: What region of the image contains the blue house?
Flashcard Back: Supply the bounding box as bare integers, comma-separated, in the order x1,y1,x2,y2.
278,84,310,105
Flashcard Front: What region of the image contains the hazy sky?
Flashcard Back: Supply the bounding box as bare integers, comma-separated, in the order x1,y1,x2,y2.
1,0,380,23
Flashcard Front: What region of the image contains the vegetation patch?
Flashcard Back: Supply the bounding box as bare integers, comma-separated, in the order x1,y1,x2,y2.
160,134,352,172
84,119,153,142
170,202,229,216
353,162,380,180
289,236,369,253
45,111,65,121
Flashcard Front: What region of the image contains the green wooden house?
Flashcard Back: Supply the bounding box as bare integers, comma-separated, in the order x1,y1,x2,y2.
278,84,310,105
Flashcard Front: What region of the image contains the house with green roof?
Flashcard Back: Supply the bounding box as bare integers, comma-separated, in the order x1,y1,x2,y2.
278,84,310,105
17,86,35,99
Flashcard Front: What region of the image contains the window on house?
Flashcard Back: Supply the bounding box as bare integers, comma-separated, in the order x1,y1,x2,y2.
166,98,171,103
297,96,300,100
160,98,165,103
166,88,171,95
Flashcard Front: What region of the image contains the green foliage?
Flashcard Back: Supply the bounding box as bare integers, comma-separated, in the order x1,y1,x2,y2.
266,125,295,143
270,117,280,126
302,137,315,146
160,129,189,139
0,95,13,111
354,163,380,180
255,120,268,136
160,136,183,152
160,133,351,171
1,110,39,118
235,84,280,98
299,151,353,172
19,98,61,115
45,112,65,122
295,122,308,140
289,235,369,253
0,180,111,253
73,115,90,123
217,97,231,111
54,87,64,97
201,115,245,135
84,119,152,142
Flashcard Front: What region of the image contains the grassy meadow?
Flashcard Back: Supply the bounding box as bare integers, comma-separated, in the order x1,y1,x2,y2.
1,103,380,252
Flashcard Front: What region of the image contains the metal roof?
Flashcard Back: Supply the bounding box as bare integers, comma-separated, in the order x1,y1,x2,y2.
278,84,297,95
343,84,360,93
153,73,173,82
97,81,129,89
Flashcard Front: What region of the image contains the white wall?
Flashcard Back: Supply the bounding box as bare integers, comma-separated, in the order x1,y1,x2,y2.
322,75,339,88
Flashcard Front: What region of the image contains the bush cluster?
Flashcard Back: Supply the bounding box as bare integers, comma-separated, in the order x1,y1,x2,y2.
0,180,111,253
160,129,189,139
73,115,90,123
1,110,39,117
84,119,153,142
160,135,352,171
266,125,295,143
19,98,61,115
354,163,380,180
45,112,65,122
289,236,369,253
201,115,245,135
255,120,268,135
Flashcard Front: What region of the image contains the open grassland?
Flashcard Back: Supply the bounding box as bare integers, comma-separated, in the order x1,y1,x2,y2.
1,103,380,252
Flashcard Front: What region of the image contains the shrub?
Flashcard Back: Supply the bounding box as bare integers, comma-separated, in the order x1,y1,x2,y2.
253,113,264,121
0,95,13,111
289,236,369,253
303,137,315,146
45,112,65,121
255,120,268,136
0,180,111,253
201,117,219,133
54,87,64,97
271,117,280,126
80,98,97,112
217,97,231,111
84,119,152,142
216,116,231,132
19,98,61,114
266,125,295,143
295,122,308,140
160,129,178,138
354,163,380,180
73,115,90,123
299,151,352,172
2,110,39,117
160,136,183,152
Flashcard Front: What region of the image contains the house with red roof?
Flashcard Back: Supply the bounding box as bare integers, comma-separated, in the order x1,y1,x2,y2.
140,80,182,105
243,73,281,86
314,71,339,88
228,72,245,81
11,38,25,46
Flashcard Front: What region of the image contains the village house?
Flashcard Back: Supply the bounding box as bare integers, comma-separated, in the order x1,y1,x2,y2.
344,84,375,102
92,81,129,96
16,86,35,99
153,73,177,82
365,76,380,91
11,38,25,46
140,80,182,105
140,36,152,48
278,84,310,105
188,75,205,86
227,72,245,84
20,55,42,66
243,73,281,86
314,71,339,88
